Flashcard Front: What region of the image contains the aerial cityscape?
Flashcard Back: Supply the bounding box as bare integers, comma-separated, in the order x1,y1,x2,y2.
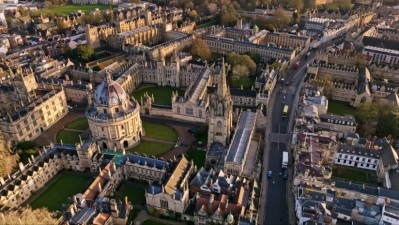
0,0,398,224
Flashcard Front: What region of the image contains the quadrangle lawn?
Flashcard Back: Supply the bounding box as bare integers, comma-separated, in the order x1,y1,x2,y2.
115,182,145,205
332,166,373,184
65,118,88,131
30,171,91,211
143,122,177,142
327,100,359,116
132,86,185,106
57,130,84,145
38,4,111,15
128,141,173,157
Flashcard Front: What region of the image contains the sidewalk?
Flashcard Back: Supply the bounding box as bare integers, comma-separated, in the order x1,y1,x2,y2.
133,210,187,225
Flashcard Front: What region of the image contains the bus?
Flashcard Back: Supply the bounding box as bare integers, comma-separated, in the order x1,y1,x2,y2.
282,105,288,118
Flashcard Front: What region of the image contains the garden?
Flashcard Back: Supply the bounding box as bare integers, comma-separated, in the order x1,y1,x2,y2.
56,118,88,145
39,4,111,15
128,141,173,157
143,122,177,142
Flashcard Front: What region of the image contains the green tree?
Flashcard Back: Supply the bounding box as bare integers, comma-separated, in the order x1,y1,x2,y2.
232,65,250,79
226,53,257,75
0,140,19,178
76,45,94,62
287,0,304,12
221,5,239,26
16,141,38,164
272,8,291,28
350,53,367,69
377,110,399,137
190,38,211,60
309,75,333,98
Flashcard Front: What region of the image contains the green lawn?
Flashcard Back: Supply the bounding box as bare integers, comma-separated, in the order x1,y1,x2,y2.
39,4,111,15
196,20,217,29
128,141,173,156
186,150,206,167
229,76,256,89
327,100,358,116
115,182,145,205
143,122,177,142
30,171,90,211
133,86,185,106
332,167,370,184
142,220,167,225
65,118,88,131
56,130,83,145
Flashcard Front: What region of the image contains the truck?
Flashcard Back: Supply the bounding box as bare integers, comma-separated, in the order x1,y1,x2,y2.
282,151,288,169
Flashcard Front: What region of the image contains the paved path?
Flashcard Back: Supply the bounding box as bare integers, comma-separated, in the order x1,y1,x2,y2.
141,137,175,145
133,210,187,225
34,112,85,146
64,128,87,132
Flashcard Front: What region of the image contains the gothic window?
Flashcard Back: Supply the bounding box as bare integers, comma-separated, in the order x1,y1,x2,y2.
216,121,222,135
186,108,193,115
217,103,223,116
160,199,168,209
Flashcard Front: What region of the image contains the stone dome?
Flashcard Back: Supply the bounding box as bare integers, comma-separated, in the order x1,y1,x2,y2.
94,71,127,106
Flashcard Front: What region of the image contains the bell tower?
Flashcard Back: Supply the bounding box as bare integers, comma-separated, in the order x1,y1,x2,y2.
207,58,233,148
85,24,100,49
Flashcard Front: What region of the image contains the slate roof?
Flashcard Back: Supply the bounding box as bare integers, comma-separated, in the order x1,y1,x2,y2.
363,36,399,51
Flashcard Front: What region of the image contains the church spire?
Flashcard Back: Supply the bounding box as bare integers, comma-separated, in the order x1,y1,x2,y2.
217,58,227,97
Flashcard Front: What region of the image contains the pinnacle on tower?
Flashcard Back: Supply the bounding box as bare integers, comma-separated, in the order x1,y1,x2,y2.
217,57,227,97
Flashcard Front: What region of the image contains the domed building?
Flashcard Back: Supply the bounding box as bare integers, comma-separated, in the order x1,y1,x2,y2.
86,71,143,150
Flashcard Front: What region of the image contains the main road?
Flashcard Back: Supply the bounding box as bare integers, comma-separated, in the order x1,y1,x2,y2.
259,52,316,225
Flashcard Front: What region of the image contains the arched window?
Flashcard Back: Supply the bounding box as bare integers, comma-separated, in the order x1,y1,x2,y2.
216,121,222,135
217,103,223,116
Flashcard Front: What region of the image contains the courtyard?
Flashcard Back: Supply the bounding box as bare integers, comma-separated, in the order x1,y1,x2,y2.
327,100,359,116
143,122,177,142
332,166,378,184
132,85,185,106
115,182,146,206
186,150,206,167
30,171,91,211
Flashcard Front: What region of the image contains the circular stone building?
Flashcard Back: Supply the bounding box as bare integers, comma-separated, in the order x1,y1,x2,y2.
86,71,143,150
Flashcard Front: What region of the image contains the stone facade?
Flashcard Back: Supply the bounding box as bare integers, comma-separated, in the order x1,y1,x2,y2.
86,71,143,150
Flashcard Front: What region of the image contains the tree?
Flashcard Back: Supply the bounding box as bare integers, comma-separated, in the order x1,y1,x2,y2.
287,0,304,12
188,10,198,20
76,45,94,62
226,53,257,75
350,53,367,69
16,141,38,164
0,140,19,178
232,65,250,79
309,75,333,98
221,5,239,26
190,38,211,60
44,1,52,9
356,102,379,136
0,207,57,225
207,3,218,14
272,8,291,27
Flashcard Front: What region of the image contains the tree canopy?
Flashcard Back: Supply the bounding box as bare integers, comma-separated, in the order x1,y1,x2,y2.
309,75,333,98
0,140,19,178
226,52,257,76
76,45,94,62
0,207,57,225
190,38,211,60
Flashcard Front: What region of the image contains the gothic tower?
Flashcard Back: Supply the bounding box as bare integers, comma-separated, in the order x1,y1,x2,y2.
207,58,233,148
85,24,100,49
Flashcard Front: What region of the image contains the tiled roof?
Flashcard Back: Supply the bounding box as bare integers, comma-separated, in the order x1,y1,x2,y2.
363,36,399,51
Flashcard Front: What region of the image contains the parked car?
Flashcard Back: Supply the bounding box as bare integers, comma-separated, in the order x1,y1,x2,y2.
283,170,288,180
267,170,272,178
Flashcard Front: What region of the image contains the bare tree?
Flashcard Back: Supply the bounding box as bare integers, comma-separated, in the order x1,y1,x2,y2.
0,139,18,178
0,207,57,225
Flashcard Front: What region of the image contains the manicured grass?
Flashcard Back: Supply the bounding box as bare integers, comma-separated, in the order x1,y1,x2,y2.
196,20,217,29
143,122,177,142
332,167,370,184
56,130,83,145
39,4,111,15
186,150,206,167
132,86,185,106
65,118,88,131
115,182,145,205
229,76,256,89
30,171,90,211
128,141,173,156
327,100,358,116
142,220,167,225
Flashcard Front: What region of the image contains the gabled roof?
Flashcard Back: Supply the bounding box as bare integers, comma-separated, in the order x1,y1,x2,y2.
363,36,399,51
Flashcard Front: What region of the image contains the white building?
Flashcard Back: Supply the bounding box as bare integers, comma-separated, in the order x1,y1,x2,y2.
334,144,381,170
